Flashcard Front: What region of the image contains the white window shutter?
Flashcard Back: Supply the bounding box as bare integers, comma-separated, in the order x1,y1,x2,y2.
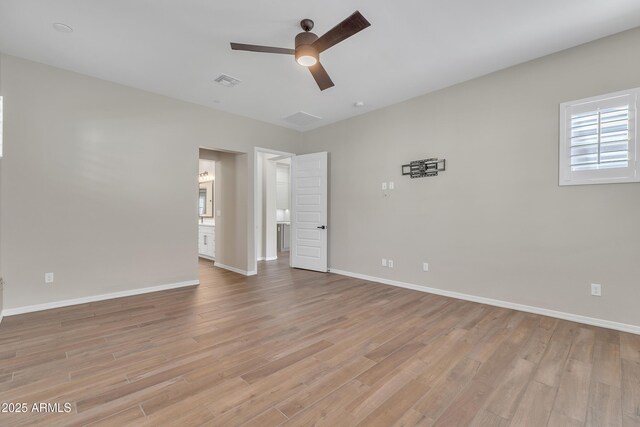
559,88,639,186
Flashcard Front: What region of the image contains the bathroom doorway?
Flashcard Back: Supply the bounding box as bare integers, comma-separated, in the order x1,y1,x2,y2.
197,157,215,262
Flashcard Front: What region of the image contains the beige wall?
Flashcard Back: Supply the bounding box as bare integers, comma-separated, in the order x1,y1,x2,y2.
215,151,249,271
0,54,299,310
0,55,4,317
0,159,3,317
302,27,640,327
2,27,640,328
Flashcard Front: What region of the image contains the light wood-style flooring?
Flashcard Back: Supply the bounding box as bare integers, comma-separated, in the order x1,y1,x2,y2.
0,255,639,426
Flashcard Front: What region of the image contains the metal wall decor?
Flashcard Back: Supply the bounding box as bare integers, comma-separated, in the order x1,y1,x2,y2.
401,158,446,178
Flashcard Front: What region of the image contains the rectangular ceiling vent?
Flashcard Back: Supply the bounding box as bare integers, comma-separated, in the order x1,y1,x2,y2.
214,74,241,87
283,111,323,127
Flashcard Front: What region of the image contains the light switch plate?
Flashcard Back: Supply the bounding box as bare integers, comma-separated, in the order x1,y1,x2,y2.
381,182,387,190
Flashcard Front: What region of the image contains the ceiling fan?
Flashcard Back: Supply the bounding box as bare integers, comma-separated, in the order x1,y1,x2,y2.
230,11,371,91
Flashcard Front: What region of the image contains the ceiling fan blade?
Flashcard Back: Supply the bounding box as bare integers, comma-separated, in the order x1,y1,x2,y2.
312,11,371,53
230,42,294,55
309,62,335,91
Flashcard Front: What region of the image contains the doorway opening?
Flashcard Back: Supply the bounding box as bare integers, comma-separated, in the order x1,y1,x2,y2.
199,147,251,275
254,149,329,274
197,157,215,262
255,149,294,272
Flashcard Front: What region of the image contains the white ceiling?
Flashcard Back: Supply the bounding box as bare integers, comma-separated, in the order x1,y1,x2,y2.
1,1,640,131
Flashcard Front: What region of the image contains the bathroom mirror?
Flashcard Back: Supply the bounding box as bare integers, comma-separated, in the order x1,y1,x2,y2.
198,180,214,218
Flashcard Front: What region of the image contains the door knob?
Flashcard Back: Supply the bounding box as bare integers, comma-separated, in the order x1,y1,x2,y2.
317,225,326,229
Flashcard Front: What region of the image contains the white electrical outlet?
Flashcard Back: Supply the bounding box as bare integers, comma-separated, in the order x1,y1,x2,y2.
381,182,387,190
388,260,394,268
591,283,602,296
381,258,387,267
45,273,54,284
389,181,395,190
423,262,429,272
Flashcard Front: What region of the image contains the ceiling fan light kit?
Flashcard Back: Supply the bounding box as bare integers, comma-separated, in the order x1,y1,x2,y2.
295,28,319,66
295,46,318,67
230,11,371,91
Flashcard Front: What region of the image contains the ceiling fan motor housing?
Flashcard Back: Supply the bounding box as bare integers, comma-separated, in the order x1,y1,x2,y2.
295,31,319,65
300,18,314,32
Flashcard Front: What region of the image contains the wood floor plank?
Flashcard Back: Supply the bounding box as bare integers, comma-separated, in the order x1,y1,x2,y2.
240,340,333,384
471,410,510,427
278,379,369,427
241,407,288,427
85,405,146,426
548,411,584,427
510,381,556,426
569,327,596,364
392,408,432,427
485,357,535,420
356,341,426,386
586,382,622,427
431,379,494,427
277,356,375,418
0,255,632,426
354,378,431,427
621,359,640,426
620,333,640,363
413,356,481,420
142,377,246,426
430,320,537,426
346,361,420,421
592,340,622,387
519,317,557,364
550,358,593,423
206,357,330,425
534,321,577,387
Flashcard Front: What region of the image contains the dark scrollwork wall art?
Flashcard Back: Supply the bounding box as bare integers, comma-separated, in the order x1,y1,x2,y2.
401,158,446,178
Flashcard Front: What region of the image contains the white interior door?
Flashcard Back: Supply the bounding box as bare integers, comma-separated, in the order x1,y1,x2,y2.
291,152,328,272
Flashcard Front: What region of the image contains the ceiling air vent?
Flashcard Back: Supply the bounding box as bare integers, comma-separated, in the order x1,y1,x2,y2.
214,74,241,87
283,111,323,127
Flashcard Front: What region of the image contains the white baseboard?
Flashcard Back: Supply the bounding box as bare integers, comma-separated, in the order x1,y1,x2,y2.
265,256,278,261
2,280,199,317
329,268,640,335
215,262,256,276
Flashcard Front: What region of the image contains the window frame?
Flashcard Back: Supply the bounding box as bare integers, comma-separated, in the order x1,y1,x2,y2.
559,88,639,186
